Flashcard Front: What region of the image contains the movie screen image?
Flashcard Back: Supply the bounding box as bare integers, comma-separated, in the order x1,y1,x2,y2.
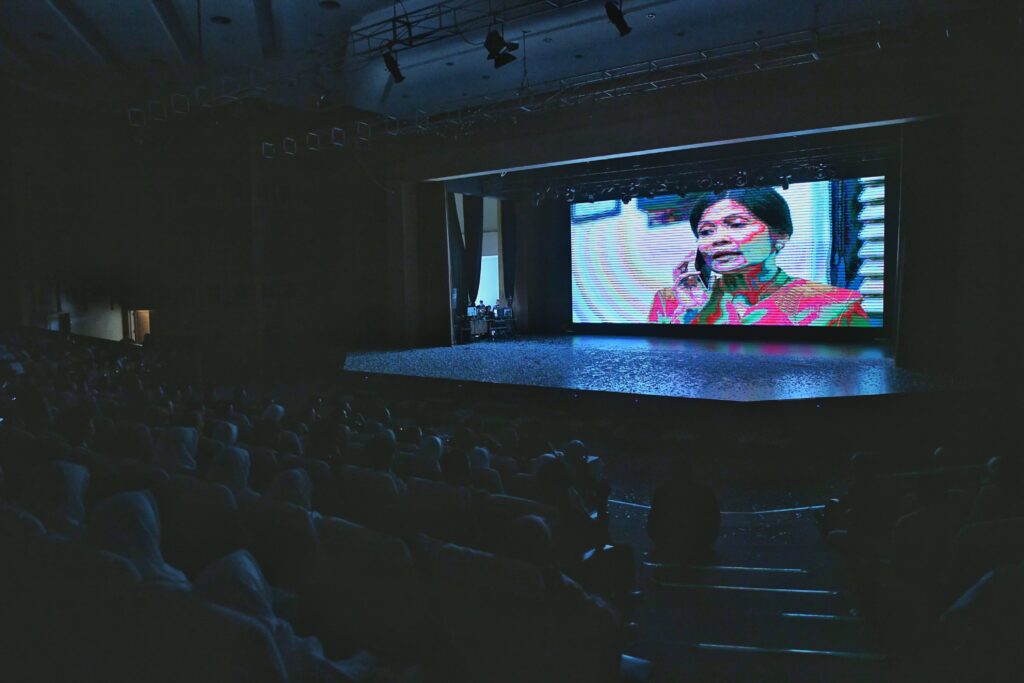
571,178,885,327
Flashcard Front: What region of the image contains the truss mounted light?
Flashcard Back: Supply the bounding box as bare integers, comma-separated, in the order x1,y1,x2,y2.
384,47,405,83
484,29,518,68
605,2,632,37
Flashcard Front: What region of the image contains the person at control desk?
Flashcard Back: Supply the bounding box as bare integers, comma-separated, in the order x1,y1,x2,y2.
648,188,869,326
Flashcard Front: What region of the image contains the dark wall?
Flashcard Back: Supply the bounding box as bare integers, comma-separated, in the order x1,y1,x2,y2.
3,90,392,385
513,200,571,334
249,148,391,380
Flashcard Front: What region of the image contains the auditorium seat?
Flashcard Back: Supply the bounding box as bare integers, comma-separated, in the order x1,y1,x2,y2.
155,475,245,578
407,477,478,546
277,454,345,517
505,472,544,502
277,429,303,456
0,532,142,682
304,515,433,660
196,436,226,476
115,419,156,462
90,415,118,454
469,467,505,494
0,426,36,497
239,496,320,591
478,494,560,554
392,450,443,482
949,517,1024,598
245,446,280,493
154,426,200,473
123,583,289,683
79,449,168,510
336,465,408,535
431,542,553,683
208,419,239,445
1,532,288,682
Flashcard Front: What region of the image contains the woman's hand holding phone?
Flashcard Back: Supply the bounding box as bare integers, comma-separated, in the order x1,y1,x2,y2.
654,249,710,313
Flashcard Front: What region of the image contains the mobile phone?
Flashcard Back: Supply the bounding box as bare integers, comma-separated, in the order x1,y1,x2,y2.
677,251,712,290
695,251,711,289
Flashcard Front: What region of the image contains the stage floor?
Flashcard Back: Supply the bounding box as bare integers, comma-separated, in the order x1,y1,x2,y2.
344,335,943,403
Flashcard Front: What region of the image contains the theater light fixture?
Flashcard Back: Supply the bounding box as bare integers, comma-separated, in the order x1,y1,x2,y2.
605,2,632,37
383,48,405,83
484,29,518,68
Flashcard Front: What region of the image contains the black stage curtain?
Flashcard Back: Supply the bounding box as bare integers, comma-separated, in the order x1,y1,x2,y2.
446,193,464,313
461,194,484,308
500,199,517,303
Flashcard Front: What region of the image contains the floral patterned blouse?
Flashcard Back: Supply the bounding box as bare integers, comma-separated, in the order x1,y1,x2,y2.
648,269,870,327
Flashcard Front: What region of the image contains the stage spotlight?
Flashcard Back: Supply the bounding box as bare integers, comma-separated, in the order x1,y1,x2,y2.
564,187,576,202
734,171,747,187
484,30,518,68
698,177,713,191
383,49,405,83
780,175,791,190
655,182,668,193
814,163,828,180
605,2,632,37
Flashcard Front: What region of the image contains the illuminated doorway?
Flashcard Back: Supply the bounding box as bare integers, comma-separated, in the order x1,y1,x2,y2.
127,309,152,343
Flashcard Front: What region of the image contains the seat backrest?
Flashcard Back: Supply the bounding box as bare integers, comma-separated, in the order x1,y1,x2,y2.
393,451,442,482
307,515,432,660
196,436,226,477
433,543,553,683
90,415,118,454
950,517,1024,597
0,427,36,497
116,419,155,461
154,426,200,473
277,455,344,517
246,447,280,493
0,533,144,682
478,494,560,554
82,449,171,510
156,476,244,578
336,465,407,534
470,467,505,494
128,585,288,683
505,472,543,502
407,477,478,546
239,497,320,591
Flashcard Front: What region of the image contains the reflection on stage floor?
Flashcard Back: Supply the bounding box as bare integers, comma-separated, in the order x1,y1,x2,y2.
344,335,943,403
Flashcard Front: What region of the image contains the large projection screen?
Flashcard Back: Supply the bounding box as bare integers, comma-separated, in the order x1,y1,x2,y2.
571,178,885,327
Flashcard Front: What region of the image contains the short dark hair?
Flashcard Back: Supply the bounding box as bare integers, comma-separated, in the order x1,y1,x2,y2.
689,188,794,239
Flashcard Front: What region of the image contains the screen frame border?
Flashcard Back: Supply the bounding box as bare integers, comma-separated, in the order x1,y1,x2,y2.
566,132,903,344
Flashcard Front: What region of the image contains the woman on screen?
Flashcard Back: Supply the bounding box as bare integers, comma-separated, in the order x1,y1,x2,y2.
648,188,869,326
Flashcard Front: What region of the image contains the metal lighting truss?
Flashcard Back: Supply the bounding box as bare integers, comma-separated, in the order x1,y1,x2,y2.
347,0,591,57
250,3,1006,157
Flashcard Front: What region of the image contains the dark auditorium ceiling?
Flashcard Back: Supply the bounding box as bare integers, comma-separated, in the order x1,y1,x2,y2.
0,0,962,121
